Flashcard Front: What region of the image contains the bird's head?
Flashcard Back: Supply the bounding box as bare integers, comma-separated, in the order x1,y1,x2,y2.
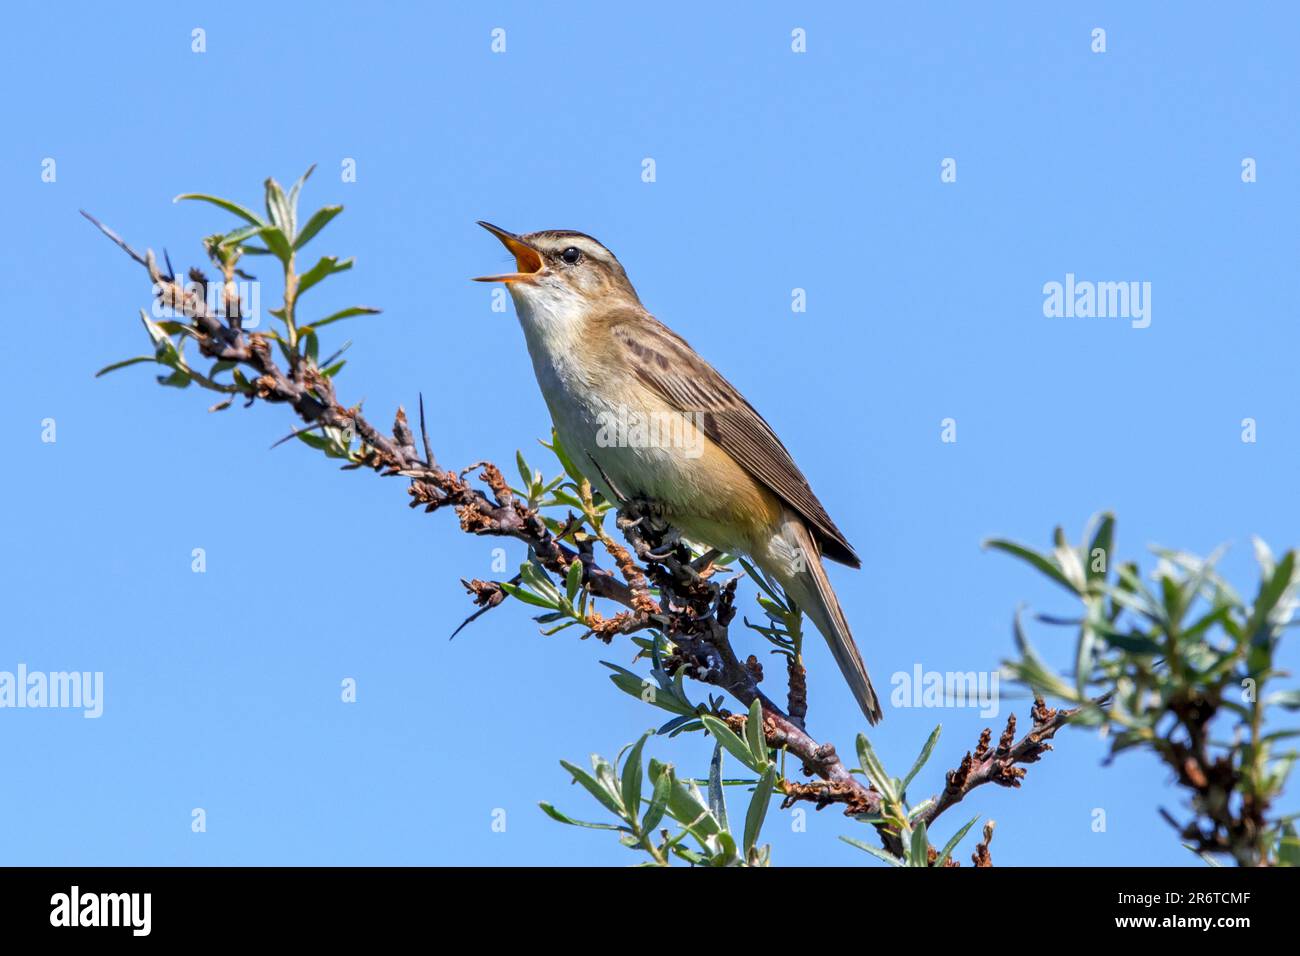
473,222,641,327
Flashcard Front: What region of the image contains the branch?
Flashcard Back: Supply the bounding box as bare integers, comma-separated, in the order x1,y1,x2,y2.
88,210,1098,865
83,211,639,614
917,695,1110,831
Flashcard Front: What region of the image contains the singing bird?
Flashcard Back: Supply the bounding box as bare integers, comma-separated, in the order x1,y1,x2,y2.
474,223,882,724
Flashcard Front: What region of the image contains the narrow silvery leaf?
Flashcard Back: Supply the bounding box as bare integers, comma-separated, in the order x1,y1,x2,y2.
855,733,898,804
1075,619,1096,699
701,715,760,772
1054,528,1086,592
538,802,626,831
497,581,557,610
264,177,293,238
641,773,672,834
309,306,380,330
743,765,776,856
621,733,651,825
559,760,624,818
286,163,315,220
173,193,264,226
95,356,154,378
294,205,342,250
707,742,728,833
909,822,929,866
258,225,293,263
1253,536,1276,578
983,538,1080,596
840,836,904,866
1086,512,1115,585
565,560,583,603
745,699,768,769
713,831,738,866
901,725,941,796
297,256,355,295
933,815,980,867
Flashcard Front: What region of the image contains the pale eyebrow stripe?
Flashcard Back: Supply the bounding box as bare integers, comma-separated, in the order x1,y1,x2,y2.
537,235,613,262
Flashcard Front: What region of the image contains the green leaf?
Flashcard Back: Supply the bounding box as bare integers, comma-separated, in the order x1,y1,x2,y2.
983,538,1081,595
297,256,354,296
1086,512,1115,584
648,759,721,842
601,662,697,717
840,836,903,866
1278,836,1300,867
908,821,929,866
621,733,651,825
156,369,191,388
700,714,761,772
286,165,315,220
537,802,625,830
1095,624,1163,655
560,760,625,818
295,431,331,451
565,560,584,603
219,223,264,247
498,581,558,610
1266,689,1300,711
641,772,672,834
855,733,898,804
1182,843,1224,867
140,312,171,351
294,205,342,250
1246,550,1297,646
1253,536,1276,578
173,193,264,226
546,429,586,485
744,699,768,768
94,356,154,377
519,559,562,603
713,831,739,866
304,306,380,331
264,177,293,237
901,725,942,796
707,743,728,833
738,557,786,605
1075,618,1097,698
743,765,776,855
933,815,979,866
259,225,293,263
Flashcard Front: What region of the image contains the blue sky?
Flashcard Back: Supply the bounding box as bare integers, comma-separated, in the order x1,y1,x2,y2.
2,2,1297,866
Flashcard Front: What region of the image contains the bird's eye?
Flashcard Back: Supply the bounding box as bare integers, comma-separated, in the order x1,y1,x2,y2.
560,247,582,264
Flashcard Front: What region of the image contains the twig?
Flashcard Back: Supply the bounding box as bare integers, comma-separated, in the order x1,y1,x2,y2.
90,215,1096,865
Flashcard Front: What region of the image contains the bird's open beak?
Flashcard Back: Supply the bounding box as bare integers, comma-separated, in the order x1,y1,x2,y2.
473,221,544,283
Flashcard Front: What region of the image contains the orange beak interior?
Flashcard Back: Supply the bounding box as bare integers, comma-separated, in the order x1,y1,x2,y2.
473,221,544,282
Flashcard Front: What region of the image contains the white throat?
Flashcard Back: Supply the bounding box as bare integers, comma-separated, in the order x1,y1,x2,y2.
508,279,590,361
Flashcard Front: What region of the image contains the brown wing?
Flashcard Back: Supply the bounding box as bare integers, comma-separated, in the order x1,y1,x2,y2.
602,309,861,568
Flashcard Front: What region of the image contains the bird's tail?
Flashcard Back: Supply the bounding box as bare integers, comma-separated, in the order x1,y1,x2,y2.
765,520,883,725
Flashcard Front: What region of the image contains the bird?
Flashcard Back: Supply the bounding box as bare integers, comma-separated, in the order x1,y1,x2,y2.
474,222,882,724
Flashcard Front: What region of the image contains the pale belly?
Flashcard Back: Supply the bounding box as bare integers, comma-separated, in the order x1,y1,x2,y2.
518,312,779,559
542,379,775,558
